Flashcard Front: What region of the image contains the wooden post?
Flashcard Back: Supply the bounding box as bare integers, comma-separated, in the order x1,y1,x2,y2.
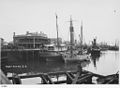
72,63,83,84
12,74,22,84
77,63,82,76
66,72,73,84
41,75,48,84
85,75,93,84
56,75,59,82
72,72,80,84
44,75,54,84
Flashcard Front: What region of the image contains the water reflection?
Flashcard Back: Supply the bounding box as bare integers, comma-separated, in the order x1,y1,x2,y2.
84,51,119,76
90,54,100,68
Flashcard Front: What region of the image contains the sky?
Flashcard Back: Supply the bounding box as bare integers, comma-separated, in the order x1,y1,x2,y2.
0,0,120,45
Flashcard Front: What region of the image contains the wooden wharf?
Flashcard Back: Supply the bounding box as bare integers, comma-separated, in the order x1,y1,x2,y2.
3,70,118,84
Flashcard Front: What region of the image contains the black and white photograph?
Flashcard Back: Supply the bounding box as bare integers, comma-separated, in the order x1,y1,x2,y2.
0,0,119,87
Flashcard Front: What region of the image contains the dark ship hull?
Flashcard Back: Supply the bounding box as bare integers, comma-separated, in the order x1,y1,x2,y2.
90,38,101,56
1,50,65,63
39,54,64,63
90,48,100,56
39,50,65,63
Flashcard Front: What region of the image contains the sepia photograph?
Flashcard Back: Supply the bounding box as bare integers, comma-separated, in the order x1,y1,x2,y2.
0,0,119,87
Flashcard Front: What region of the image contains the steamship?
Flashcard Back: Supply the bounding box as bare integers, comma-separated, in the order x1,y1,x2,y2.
90,39,101,56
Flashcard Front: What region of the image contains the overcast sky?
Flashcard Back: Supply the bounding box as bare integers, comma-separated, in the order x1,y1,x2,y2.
0,0,120,45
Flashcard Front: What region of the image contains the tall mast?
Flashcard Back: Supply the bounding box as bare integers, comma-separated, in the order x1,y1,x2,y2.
55,14,59,51
80,20,83,48
70,16,74,57
70,16,74,45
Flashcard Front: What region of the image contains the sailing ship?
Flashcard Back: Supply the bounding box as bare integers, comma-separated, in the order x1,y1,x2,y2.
62,17,90,63
39,16,90,63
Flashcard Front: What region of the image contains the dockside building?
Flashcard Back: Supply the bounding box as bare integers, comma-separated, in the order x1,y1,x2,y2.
13,31,50,48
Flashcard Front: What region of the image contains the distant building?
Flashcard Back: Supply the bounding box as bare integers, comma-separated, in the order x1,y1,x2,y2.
13,31,50,48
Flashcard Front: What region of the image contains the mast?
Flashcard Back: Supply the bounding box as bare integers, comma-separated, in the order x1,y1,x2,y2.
70,16,74,57
80,21,83,49
13,32,15,45
55,14,59,51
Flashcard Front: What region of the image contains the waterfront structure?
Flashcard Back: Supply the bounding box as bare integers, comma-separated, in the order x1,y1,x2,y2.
13,31,50,49
2,69,119,84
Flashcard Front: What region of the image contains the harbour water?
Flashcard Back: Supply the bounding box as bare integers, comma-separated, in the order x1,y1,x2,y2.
3,50,119,84
84,51,119,76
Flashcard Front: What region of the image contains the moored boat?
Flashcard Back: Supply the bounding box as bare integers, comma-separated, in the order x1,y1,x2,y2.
62,17,90,63
91,48,100,56
90,39,101,56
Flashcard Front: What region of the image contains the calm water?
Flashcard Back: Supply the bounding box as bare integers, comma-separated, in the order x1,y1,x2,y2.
84,51,119,76
4,51,119,76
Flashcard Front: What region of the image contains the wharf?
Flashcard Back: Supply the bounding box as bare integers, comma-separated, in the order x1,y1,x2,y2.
1,70,118,84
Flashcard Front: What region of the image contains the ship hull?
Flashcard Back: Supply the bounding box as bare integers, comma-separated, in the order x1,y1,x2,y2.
63,54,90,63
39,55,64,63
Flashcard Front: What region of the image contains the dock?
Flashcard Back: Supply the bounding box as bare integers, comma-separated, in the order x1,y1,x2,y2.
1,70,118,84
